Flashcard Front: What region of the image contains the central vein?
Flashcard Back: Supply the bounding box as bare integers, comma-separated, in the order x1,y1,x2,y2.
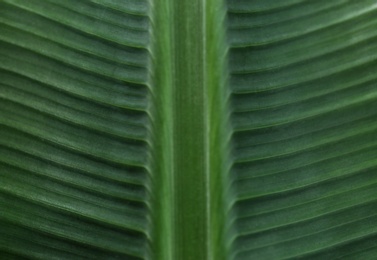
172,1,207,259
150,0,230,259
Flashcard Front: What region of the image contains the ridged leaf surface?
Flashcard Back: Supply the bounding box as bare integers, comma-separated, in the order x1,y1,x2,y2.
1,0,377,259
0,0,151,259
227,0,377,259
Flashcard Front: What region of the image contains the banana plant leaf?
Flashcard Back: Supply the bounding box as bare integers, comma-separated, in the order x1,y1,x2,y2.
1,0,377,259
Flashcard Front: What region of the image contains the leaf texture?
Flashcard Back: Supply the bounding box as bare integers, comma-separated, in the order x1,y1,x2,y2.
227,0,377,259
1,0,377,259
0,0,151,259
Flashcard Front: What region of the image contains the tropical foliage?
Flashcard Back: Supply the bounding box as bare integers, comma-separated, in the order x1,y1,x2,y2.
1,0,377,259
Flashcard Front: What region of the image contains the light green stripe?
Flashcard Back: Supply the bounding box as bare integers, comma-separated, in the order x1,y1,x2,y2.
150,0,231,259
205,1,233,259
148,0,174,259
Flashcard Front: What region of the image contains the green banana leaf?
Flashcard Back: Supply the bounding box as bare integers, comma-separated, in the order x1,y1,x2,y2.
1,0,377,259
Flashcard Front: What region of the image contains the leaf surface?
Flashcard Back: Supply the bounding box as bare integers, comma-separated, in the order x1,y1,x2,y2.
1,0,377,259
227,1,377,259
